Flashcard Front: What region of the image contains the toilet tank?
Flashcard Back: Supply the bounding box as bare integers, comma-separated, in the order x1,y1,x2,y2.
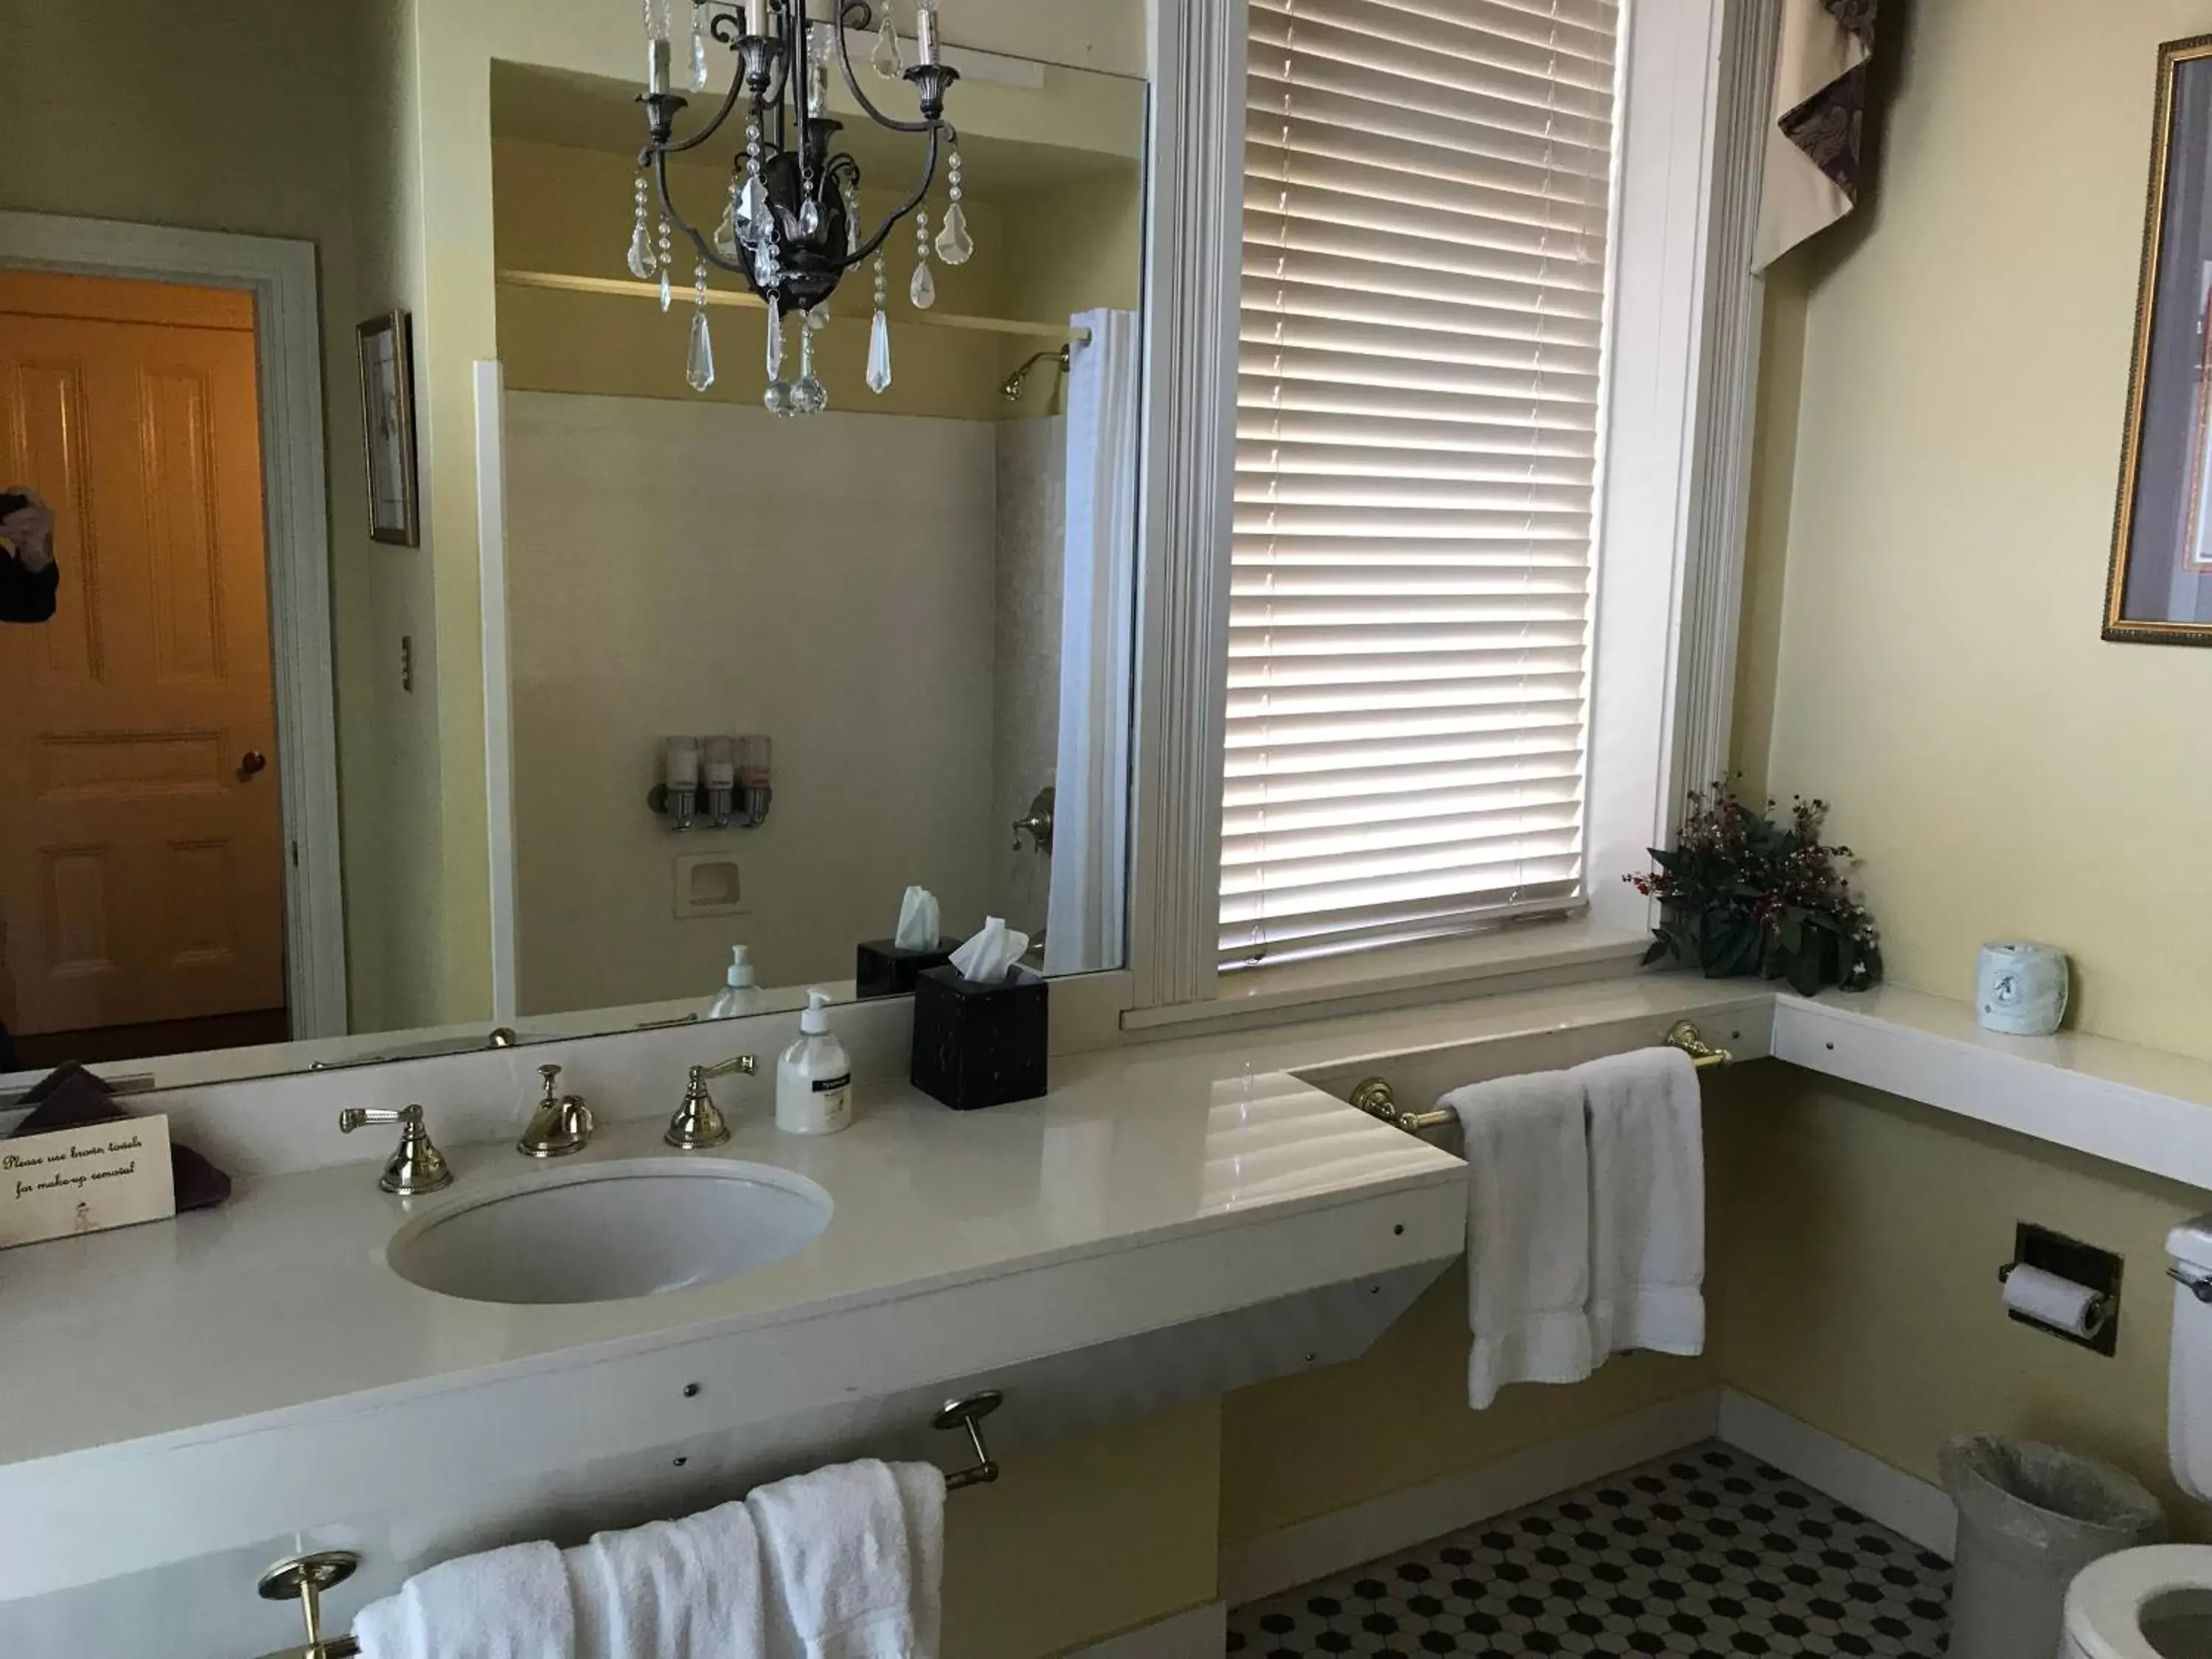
2168,1216,2212,1500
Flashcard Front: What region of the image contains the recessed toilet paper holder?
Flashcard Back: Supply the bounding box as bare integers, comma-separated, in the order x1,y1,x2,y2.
1999,1221,2121,1356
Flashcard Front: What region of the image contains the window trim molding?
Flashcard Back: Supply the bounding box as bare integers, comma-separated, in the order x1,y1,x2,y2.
1585,0,1762,939
1673,0,1780,806
1127,0,1245,1012
1126,0,1772,1018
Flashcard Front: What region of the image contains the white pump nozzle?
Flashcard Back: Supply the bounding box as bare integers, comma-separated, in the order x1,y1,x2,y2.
726,945,756,989
801,986,833,1034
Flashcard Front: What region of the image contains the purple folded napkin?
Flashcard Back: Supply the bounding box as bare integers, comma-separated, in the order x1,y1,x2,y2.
10,1062,231,1212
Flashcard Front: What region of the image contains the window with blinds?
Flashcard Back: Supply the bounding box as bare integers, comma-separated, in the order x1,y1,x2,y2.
1222,0,1621,971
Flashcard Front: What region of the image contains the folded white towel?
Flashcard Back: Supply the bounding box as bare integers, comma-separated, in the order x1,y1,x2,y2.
354,1540,574,1659
1578,1046,1705,1362
749,1458,947,1659
1443,1069,1594,1409
568,1498,765,1659
890,1459,946,1659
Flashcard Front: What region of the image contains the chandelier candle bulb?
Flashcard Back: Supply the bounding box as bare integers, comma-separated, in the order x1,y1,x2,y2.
743,0,766,38
914,0,940,66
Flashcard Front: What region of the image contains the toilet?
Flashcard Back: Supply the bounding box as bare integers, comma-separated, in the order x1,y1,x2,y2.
2059,1218,2212,1658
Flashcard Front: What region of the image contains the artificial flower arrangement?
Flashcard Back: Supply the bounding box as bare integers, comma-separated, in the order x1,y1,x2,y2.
1627,782,1882,995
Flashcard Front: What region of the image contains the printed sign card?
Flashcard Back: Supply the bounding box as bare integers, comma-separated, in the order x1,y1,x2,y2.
0,1115,175,1248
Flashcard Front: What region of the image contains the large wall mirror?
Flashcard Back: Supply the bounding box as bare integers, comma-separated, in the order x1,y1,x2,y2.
0,13,1148,1091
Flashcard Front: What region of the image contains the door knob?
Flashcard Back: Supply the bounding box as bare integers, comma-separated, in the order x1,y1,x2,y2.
238,750,268,779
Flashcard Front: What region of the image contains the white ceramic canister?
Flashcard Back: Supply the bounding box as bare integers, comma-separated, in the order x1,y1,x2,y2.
1975,941,2069,1036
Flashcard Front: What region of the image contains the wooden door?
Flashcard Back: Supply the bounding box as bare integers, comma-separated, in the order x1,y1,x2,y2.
0,271,286,1036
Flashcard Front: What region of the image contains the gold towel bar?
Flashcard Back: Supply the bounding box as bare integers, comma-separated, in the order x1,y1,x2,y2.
250,1391,1006,1659
1349,1019,1736,1137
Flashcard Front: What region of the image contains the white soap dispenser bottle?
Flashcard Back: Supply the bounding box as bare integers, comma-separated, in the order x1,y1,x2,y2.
776,987,852,1135
708,944,763,1018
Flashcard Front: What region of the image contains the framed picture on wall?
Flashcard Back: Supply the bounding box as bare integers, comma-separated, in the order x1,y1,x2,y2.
2107,35,2212,644
357,311,420,548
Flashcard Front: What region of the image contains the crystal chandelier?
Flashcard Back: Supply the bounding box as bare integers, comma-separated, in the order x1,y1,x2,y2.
630,0,972,415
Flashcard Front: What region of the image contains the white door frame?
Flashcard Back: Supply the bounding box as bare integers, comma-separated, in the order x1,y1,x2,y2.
0,210,348,1039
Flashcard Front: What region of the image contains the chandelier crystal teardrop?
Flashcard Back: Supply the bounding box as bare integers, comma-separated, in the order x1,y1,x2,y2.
633,0,967,417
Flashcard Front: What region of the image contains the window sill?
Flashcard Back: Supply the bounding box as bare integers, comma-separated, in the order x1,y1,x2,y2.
1120,916,1655,1040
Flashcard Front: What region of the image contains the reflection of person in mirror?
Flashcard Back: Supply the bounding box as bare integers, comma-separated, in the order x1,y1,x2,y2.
1,488,59,625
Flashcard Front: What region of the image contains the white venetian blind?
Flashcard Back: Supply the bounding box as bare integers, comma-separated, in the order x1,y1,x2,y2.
1222,0,1621,970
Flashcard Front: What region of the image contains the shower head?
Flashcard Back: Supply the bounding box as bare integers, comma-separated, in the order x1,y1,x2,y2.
1001,346,1072,403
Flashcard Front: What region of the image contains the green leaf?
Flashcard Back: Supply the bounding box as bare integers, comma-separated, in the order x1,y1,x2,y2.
1786,940,1823,996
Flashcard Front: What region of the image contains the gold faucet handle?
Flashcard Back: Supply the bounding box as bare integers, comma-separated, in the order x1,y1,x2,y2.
667,1055,754,1151
338,1103,453,1197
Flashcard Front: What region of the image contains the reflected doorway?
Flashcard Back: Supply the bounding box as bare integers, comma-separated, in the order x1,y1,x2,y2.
0,270,288,1067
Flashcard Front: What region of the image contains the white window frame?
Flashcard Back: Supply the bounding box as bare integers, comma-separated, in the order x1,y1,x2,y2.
1126,0,1774,1020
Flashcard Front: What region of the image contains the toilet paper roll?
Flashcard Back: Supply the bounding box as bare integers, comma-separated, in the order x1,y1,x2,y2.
2003,1262,2108,1338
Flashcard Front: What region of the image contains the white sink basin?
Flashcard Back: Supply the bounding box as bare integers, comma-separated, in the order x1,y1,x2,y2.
385,1159,832,1304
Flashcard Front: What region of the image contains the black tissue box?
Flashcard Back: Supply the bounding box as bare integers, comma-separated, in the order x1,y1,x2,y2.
856,936,958,999
911,965,1048,1110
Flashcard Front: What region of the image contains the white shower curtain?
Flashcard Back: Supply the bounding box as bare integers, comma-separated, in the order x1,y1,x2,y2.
1044,309,1139,976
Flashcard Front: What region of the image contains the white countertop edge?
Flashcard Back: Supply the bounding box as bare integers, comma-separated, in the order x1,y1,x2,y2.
1773,987,2212,1192
9,1144,1466,1484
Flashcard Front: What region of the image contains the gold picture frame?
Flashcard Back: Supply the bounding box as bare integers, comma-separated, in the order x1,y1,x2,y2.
2106,35,2212,644
356,311,420,548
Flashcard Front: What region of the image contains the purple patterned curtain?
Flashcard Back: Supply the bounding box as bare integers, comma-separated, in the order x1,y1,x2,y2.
1755,0,1879,270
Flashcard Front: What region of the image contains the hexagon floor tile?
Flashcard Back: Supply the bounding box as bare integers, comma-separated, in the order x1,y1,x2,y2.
1226,1440,1950,1656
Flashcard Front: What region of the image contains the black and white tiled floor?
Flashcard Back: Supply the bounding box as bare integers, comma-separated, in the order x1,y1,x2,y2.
1228,1441,1951,1656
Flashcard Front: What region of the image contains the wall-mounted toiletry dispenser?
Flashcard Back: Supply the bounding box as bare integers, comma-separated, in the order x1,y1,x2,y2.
661,737,700,832
648,734,773,830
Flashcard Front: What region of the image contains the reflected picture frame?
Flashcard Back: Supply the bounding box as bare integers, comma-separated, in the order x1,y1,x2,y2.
2107,35,2212,644
357,310,420,548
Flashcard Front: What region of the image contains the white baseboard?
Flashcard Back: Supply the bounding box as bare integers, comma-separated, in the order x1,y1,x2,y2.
1063,1601,1226,1659
1717,1388,1955,1558
1221,1389,1723,1607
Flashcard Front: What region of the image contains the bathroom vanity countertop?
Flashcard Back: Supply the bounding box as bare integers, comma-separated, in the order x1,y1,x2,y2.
0,1069,1458,1472
0,970,1774,1601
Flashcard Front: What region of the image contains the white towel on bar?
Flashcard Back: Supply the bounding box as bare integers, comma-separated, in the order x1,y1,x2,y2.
1444,1068,1594,1409
1578,1046,1706,1361
748,1458,947,1659
567,1497,765,1659
353,1539,574,1659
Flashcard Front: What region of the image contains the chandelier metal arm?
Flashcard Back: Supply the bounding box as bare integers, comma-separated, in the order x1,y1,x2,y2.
639,77,748,164
648,148,755,280
832,0,938,136
829,119,944,275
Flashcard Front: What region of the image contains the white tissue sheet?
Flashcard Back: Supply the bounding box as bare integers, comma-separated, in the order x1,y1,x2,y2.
894,887,941,950
949,917,1029,982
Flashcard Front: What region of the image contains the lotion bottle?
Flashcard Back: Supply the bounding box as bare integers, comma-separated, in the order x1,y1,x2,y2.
776,987,852,1135
707,945,763,1018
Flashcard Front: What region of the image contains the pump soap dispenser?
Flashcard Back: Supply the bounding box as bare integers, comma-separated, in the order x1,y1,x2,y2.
708,944,763,1018
776,987,853,1135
